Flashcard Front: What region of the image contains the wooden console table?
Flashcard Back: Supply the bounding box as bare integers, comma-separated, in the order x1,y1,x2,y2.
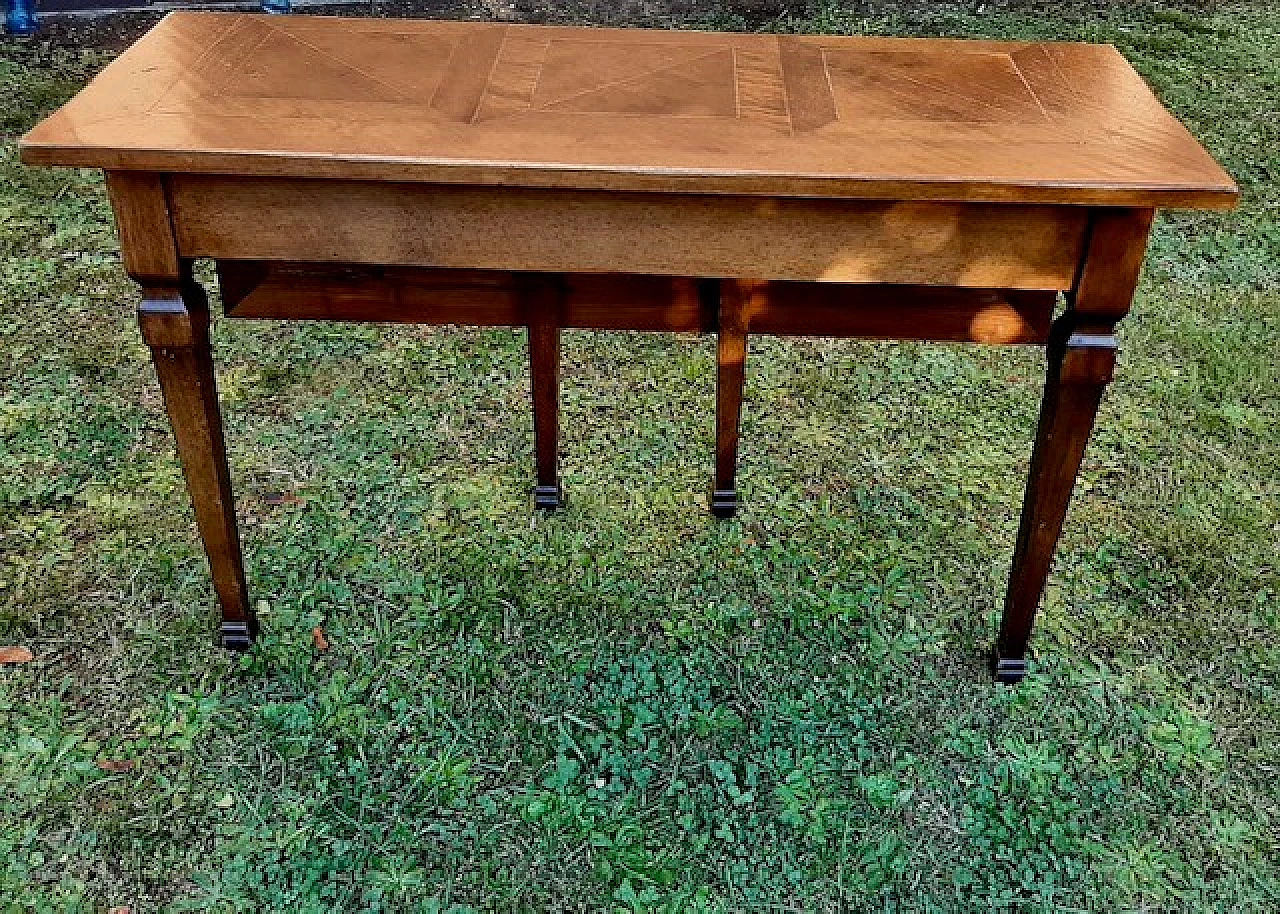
22,13,1235,681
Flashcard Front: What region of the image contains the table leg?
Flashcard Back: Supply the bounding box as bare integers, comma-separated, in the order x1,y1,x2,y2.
994,319,1115,682
994,207,1153,682
526,277,564,511
138,278,256,650
712,280,764,518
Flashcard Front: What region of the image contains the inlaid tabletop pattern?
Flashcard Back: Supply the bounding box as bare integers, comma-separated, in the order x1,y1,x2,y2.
21,12,1236,206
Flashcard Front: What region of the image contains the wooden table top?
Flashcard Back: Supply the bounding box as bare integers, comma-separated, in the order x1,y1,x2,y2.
21,12,1236,207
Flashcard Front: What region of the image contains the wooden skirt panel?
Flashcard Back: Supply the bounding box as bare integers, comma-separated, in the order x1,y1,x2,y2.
216,261,1057,345
173,175,1087,290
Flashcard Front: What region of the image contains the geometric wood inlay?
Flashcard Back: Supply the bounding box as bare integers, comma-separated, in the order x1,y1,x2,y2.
19,13,1239,207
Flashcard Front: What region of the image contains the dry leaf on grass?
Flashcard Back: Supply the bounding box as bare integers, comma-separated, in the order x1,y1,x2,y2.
96,759,136,773
0,646,34,664
312,627,329,652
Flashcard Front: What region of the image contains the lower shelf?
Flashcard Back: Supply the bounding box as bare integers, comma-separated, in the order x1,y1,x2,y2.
216,260,1057,345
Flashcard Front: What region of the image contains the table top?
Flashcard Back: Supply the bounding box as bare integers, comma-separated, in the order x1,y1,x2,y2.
21,12,1236,207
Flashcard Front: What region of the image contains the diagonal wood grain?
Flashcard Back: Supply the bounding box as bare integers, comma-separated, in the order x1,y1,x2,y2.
19,12,1237,207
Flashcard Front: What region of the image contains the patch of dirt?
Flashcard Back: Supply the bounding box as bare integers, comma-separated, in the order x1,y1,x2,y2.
14,10,166,49
19,0,801,53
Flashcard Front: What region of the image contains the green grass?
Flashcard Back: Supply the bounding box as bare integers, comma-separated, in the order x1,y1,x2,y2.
1,1,1277,910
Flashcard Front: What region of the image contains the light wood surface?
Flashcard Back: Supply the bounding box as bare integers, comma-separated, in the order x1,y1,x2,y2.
104,172,180,282
22,12,1236,207
167,175,1087,288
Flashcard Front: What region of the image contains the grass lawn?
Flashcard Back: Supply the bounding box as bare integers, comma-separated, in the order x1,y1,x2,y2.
1,1,1277,910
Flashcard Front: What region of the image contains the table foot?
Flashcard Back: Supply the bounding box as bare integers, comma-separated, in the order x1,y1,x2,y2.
533,484,565,512
220,620,257,651
991,655,1029,684
710,488,738,518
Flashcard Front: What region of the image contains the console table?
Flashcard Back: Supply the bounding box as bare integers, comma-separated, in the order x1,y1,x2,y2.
21,12,1235,681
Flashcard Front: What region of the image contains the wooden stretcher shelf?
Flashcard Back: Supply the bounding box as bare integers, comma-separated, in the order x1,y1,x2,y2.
218,261,1057,344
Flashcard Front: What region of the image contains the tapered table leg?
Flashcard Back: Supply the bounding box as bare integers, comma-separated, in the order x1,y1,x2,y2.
525,276,565,511
994,319,1115,682
712,280,765,518
994,207,1153,682
138,279,256,649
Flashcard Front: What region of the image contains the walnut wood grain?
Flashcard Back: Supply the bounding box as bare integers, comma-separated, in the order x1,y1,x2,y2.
217,262,715,332
139,279,256,650
523,276,566,511
712,280,767,517
22,13,1236,207
172,176,1087,289
109,173,256,649
1069,208,1157,326
216,261,1053,343
746,283,1056,344
993,207,1153,682
994,321,1116,683
104,171,180,282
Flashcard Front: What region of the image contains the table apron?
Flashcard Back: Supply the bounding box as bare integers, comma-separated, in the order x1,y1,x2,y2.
167,175,1087,290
